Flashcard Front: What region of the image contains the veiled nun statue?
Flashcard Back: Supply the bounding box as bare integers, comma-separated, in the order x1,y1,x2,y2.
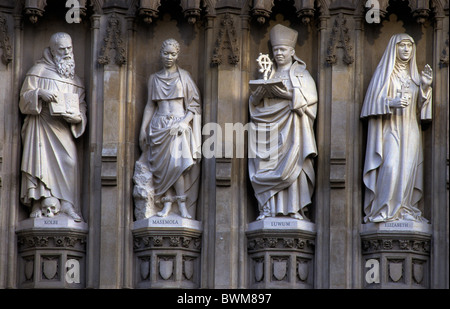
361,33,433,223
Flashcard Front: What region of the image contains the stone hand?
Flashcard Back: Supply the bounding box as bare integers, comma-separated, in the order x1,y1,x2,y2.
251,86,267,102
139,129,147,151
170,121,189,136
270,85,292,99
389,96,409,108
38,89,57,103
62,112,82,124
420,64,433,88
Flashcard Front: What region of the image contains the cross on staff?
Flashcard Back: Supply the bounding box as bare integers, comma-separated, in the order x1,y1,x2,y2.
256,53,273,80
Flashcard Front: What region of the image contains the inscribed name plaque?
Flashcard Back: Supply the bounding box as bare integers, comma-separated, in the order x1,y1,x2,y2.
247,217,316,233
361,220,432,235
17,215,88,231
133,214,202,232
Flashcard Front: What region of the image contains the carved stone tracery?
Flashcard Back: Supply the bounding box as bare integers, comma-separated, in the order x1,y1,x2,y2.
98,12,126,65
326,12,354,65
211,13,240,65
0,14,12,64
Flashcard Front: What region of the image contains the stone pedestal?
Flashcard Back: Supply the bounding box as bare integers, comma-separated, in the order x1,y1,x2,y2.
360,221,432,289
132,215,202,289
15,216,88,289
246,218,316,289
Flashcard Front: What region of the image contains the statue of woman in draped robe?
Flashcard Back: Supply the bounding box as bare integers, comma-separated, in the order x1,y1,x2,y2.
361,33,433,223
138,39,201,219
248,24,318,221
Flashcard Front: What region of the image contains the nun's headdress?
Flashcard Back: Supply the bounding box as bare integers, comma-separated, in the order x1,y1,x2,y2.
361,33,419,117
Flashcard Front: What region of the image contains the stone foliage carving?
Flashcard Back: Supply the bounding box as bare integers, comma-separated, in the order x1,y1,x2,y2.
98,13,126,65
135,39,202,220
247,237,315,253
326,13,354,65
441,33,449,66
211,13,240,65
361,34,432,223
362,238,430,254
18,233,87,250
0,14,13,65
133,235,201,251
19,32,87,222
248,24,318,221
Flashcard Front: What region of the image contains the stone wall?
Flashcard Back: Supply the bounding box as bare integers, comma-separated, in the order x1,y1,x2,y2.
0,0,448,289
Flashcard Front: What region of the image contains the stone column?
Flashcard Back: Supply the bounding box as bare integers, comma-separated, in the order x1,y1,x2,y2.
0,8,20,289
316,5,363,288
205,8,249,289
96,7,131,288
430,8,449,289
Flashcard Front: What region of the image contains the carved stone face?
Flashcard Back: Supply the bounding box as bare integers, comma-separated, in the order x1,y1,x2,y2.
160,44,179,69
51,36,74,61
272,45,294,67
396,39,413,62
41,197,61,218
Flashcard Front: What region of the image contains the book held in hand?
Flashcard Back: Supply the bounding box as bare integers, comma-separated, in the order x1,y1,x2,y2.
49,92,80,116
249,78,285,93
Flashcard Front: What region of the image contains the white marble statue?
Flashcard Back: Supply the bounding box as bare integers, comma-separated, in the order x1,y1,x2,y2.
19,32,87,222
361,33,432,223
248,24,318,221
136,38,202,220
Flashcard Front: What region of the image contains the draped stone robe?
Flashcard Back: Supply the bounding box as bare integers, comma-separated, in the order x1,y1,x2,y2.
249,59,318,219
361,34,432,223
145,67,202,215
19,48,87,214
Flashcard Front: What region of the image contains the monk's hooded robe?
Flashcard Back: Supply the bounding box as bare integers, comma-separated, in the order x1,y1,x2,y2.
19,47,87,215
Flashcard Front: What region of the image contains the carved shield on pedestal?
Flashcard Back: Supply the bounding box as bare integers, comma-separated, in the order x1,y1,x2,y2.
272,259,287,281
297,260,308,281
254,260,264,282
159,258,173,280
183,258,194,280
413,262,424,284
24,259,34,281
388,261,403,282
42,258,58,280
140,259,150,280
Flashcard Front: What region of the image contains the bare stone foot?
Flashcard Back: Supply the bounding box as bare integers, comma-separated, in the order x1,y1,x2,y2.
157,203,172,217
178,203,192,219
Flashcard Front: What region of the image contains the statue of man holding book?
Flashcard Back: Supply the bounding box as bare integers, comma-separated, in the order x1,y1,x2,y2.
249,24,318,221
19,32,87,222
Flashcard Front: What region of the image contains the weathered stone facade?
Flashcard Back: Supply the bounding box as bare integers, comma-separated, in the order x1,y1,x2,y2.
0,0,448,289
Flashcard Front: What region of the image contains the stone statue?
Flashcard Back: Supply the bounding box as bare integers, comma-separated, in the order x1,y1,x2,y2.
248,24,318,221
136,38,201,220
361,33,432,223
19,32,87,222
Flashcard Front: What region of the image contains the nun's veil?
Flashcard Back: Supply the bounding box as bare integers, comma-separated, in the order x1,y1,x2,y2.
361,33,420,117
